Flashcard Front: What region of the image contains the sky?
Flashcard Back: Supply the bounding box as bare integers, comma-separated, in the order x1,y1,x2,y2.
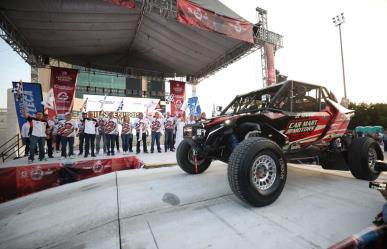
0,0,386,113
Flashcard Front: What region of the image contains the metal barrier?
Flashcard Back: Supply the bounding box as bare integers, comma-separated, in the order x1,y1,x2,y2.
0,134,24,163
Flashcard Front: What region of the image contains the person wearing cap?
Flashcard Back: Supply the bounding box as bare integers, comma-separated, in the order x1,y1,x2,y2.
77,112,87,156
22,108,48,163
104,112,118,156
84,111,98,158
59,112,77,159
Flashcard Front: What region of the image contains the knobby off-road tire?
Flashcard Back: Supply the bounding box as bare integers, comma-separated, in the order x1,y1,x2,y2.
176,139,212,174
348,137,383,181
228,137,287,207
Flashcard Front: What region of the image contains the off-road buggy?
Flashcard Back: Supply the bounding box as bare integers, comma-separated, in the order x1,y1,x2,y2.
177,80,385,207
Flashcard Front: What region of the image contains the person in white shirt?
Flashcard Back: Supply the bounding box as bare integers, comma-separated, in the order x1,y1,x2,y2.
104,112,118,156
84,111,98,158
59,112,77,159
164,112,175,152
134,112,149,154
150,112,164,153
115,115,121,153
175,114,186,148
23,109,48,163
21,120,31,157
121,115,133,154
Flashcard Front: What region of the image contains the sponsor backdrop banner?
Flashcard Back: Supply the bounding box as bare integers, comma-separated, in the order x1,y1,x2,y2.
0,156,142,203
264,43,276,86
170,80,185,116
12,82,44,132
177,0,254,44
50,67,78,117
83,95,160,113
108,0,136,8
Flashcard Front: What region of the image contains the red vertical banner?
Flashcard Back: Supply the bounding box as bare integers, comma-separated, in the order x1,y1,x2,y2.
176,0,254,44
170,80,185,117
264,43,276,86
50,67,78,116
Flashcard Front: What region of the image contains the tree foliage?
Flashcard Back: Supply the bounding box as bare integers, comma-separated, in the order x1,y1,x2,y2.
348,103,387,130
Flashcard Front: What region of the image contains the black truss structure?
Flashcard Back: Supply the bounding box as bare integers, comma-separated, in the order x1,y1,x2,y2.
0,0,283,83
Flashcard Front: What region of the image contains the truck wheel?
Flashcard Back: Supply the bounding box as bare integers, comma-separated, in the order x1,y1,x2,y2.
348,137,382,181
176,139,212,174
228,137,287,207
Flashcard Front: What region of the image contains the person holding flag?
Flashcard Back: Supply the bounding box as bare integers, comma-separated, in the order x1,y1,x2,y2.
22,108,48,163
84,111,98,158
134,112,149,154
59,112,77,159
77,112,87,156
164,112,175,152
150,112,164,153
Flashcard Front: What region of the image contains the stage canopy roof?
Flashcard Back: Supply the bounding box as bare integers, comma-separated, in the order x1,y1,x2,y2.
0,0,282,83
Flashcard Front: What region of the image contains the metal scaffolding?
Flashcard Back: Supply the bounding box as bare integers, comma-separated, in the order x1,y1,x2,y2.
0,0,283,84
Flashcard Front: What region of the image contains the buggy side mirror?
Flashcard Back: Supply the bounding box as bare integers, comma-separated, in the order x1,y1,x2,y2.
216,106,223,112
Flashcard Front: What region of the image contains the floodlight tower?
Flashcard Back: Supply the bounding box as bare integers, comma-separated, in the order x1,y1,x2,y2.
332,13,348,103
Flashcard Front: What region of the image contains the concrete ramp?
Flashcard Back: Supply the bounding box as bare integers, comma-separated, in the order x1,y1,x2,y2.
0,163,385,249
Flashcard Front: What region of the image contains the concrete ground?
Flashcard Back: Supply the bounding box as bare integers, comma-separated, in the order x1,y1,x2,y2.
1,157,387,249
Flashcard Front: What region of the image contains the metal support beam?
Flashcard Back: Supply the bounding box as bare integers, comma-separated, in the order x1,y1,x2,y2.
127,0,148,53
0,1,283,84
0,11,43,66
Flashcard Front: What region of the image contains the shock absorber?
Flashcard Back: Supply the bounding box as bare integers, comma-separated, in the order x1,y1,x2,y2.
228,134,239,150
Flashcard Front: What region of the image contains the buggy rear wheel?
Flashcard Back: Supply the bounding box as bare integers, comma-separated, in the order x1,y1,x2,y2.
348,137,382,181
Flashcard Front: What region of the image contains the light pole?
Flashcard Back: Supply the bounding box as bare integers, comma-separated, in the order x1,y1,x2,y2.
332,13,348,104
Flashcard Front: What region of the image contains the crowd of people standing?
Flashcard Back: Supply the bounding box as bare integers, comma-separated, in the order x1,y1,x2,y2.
21,108,206,164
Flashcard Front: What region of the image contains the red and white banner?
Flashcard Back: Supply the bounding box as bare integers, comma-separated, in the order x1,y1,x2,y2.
107,0,136,8
264,43,276,86
176,0,254,44
49,67,78,117
170,80,185,117
0,156,143,203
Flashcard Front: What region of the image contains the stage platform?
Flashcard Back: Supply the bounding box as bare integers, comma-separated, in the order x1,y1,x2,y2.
0,148,178,203
0,148,178,169
1,158,387,249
